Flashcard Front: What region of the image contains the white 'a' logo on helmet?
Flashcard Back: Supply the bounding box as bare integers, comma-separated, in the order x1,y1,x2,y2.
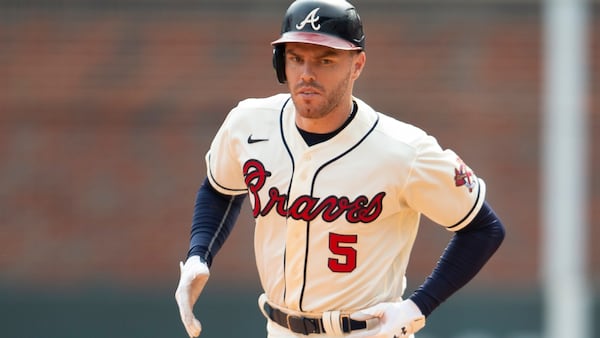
296,8,321,30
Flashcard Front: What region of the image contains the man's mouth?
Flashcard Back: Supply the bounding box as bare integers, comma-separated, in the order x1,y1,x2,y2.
297,87,320,97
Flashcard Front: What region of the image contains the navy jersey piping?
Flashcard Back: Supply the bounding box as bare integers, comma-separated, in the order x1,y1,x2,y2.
447,182,482,230
207,153,248,194
279,96,295,304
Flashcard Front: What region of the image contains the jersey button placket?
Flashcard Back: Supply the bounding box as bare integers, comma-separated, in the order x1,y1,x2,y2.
284,151,315,309
299,152,313,180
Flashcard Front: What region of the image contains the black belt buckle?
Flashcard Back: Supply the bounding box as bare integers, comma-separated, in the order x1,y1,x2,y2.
341,314,351,333
286,313,323,335
286,314,307,335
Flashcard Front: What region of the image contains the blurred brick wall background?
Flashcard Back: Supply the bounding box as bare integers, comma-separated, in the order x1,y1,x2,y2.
0,1,598,295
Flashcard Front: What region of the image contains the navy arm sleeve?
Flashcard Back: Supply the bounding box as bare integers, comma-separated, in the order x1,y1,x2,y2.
408,201,505,317
187,177,246,267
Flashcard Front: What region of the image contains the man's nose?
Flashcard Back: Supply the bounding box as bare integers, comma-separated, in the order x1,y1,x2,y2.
300,62,316,82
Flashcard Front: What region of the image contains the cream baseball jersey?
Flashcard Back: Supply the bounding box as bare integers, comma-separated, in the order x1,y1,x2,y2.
206,93,486,314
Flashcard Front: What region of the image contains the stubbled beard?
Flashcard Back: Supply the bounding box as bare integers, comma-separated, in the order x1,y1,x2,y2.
291,71,352,120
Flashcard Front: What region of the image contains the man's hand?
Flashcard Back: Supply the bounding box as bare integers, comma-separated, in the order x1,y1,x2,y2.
351,299,425,337
175,256,210,337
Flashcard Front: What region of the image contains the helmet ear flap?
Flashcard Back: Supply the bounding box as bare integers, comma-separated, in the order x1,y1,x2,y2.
272,45,286,84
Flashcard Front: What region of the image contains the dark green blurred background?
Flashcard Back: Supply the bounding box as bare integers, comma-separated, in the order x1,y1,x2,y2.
0,287,555,338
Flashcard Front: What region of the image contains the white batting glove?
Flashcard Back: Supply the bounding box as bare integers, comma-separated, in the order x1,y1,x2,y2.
350,299,426,337
175,256,210,337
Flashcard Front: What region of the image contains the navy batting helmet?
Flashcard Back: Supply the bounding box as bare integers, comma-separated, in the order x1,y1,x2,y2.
271,0,365,83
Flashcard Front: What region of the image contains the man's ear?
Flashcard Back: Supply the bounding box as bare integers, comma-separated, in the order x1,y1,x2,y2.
353,51,366,79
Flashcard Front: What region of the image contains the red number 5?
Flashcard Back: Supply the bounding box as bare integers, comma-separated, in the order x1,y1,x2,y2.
328,233,358,273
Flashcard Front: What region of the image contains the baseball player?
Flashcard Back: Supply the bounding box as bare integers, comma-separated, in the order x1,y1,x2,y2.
175,0,506,337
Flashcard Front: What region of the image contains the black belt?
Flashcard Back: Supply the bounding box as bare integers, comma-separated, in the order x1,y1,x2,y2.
262,301,367,335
